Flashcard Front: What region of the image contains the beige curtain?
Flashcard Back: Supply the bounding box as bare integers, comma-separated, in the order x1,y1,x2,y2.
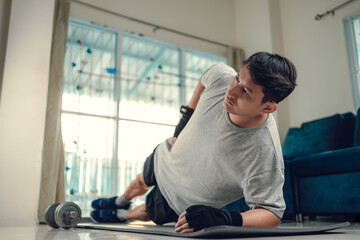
227,47,245,71
37,0,70,223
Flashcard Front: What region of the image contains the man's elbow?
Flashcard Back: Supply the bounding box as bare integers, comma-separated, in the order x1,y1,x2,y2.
264,211,281,228
241,209,281,228
270,216,281,228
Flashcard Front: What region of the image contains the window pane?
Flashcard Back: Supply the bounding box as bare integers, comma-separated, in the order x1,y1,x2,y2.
353,18,360,70
63,21,117,117
119,100,178,125
355,18,360,102
62,113,115,217
345,13,360,109
120,34,181,123
117,120,174,206
185,50,227,103
62,20,118,217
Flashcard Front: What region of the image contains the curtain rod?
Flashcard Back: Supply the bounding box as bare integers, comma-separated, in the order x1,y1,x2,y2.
71,0,229,48
315,0,356,20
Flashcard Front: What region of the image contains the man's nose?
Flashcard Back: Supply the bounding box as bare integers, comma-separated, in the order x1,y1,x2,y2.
228,84,241,98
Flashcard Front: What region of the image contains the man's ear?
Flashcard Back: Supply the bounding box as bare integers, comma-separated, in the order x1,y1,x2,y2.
262,101,277,113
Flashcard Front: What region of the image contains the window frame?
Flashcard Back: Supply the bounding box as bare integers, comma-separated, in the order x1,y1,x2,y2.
344,12,360,110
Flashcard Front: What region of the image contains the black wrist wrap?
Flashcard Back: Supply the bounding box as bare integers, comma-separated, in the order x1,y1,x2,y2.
173,105,194,138
226,210,243,226
185,205,243,232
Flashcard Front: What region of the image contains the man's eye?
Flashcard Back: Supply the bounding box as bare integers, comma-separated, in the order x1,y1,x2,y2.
243,88,248,94
235,75,239,82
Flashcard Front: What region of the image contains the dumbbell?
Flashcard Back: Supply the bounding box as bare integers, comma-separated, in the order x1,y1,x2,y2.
45,202,82,229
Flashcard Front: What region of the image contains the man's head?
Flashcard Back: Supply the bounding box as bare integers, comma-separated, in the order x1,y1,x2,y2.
243,52,297,104
223,52,297,127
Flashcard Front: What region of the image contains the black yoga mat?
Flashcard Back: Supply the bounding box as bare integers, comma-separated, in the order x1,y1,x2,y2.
76,221,350,238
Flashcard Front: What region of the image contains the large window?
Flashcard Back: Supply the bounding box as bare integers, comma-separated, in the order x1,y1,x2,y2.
344,12,360,109
62,19,226,216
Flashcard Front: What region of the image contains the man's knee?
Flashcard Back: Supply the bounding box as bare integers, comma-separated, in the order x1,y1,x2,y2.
127,204,151,221
138,211,151,221
136,172,150,189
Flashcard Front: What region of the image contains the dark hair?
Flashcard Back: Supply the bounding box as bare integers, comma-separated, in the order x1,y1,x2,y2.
243,52,297,104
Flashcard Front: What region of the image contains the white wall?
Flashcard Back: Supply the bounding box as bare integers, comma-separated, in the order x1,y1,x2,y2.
234,0,273,55
0,0,55,226
279,0,360,127
70,0,236,56
233,0,360,141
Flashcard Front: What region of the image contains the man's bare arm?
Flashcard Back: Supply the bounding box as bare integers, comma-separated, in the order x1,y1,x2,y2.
171,65,214,146
187,65,213,109
241,208,280,228
187,79,205,109
175,207,280,233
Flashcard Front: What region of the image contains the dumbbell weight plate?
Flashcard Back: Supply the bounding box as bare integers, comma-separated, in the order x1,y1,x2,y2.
54,202,82,229
45,202,61,228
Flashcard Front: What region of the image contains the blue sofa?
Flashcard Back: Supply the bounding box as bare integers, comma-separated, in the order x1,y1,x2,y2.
283,109,360,220
224,109,360,221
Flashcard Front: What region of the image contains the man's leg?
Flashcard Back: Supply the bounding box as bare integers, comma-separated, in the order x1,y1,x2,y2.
126,203,151,221
113,172,152,222
90,172,152,223
91,150,157,223
123,172,151,200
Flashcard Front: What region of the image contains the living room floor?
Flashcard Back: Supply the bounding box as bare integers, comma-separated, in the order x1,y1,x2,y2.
1,218,360,240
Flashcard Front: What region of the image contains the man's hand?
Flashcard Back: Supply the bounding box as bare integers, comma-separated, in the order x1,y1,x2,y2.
175,205,243,233
175,210,194,233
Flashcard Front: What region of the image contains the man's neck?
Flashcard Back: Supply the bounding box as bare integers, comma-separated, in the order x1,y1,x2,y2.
228,112,268,128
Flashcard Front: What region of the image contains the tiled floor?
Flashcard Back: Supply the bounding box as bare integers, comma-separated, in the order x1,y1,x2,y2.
1,219,360,240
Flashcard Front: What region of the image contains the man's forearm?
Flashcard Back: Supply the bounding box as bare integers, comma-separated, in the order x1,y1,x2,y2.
187,79,205,109
175,205,280,233
187,65,214,109
172,65,211,140
240,208,281,228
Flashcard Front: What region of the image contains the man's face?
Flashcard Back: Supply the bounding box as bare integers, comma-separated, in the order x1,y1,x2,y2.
223,64,267,119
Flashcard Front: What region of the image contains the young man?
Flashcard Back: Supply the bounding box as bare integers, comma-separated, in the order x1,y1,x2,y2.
90,52,297,233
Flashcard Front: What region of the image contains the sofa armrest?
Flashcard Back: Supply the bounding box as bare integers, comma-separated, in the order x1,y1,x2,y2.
289,146,360,177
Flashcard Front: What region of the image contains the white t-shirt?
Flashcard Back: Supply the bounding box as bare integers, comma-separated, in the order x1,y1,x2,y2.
154,63,286,218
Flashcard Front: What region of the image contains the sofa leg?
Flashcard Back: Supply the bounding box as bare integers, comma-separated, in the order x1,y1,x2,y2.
296,214,304,222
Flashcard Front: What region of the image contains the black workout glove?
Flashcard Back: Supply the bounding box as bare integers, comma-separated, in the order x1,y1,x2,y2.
173,105,194,138
185,205,243,232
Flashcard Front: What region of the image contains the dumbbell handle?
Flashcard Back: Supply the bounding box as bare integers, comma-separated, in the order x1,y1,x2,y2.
68,211,79,219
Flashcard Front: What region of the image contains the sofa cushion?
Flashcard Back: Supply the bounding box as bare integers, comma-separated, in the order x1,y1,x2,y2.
297,172,360,214
336,112,355,149
282,162,295,217
354,108,360,146
290,146,360,177
283,114,341,160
